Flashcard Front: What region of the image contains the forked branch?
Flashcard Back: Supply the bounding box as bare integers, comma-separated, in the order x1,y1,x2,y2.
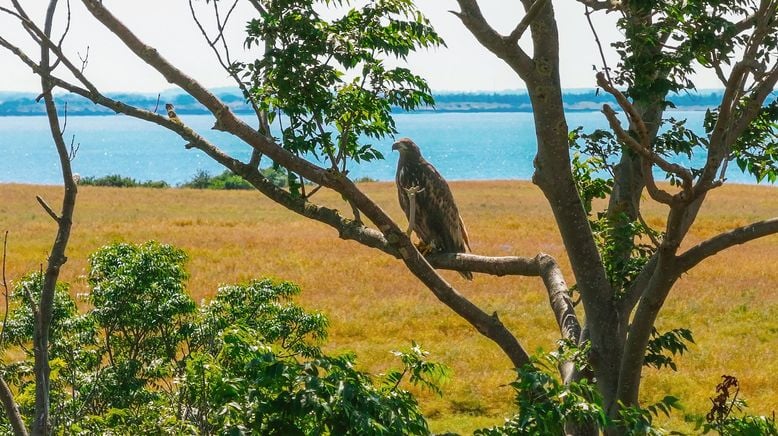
452,0,533,77
507,0,549,43
597,72,694,201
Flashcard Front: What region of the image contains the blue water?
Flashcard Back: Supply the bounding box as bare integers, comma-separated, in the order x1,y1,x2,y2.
0,111,762,185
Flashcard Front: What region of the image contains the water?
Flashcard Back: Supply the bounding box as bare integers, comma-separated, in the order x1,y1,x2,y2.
0,111,762,185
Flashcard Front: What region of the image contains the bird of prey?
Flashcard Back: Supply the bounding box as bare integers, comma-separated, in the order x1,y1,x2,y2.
166,103,183,125
393,137,473,280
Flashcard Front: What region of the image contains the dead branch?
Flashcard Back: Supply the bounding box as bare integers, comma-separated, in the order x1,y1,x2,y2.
76,0,536,368
35,196,60,222
188,0,264,122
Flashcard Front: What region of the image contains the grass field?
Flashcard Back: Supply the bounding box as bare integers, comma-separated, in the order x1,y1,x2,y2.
1,181,776,433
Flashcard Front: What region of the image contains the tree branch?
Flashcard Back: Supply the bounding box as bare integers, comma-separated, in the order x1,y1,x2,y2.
600,105,675,205
35,196,59,222
677,218,778,273
31,2,79,433
575,0,621,11
597,73,694,203
507,0,549,43
452,0,534,77
0,377,28,436
74,0,536,370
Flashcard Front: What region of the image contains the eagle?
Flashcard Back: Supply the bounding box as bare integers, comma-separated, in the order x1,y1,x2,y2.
393,137,473,280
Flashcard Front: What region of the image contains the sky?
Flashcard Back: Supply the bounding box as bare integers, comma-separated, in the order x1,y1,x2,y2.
0,1,723,93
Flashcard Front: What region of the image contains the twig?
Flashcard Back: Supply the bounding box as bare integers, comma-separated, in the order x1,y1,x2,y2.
36,196,60,222
584,5,612,85
1,231,9,348
77,45,89,74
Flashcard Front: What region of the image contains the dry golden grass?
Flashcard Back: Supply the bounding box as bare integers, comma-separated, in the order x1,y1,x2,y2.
1,181,776,433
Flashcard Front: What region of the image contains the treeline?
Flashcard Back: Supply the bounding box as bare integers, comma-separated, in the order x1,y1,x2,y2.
77,168,377,189
1,88,756,116
77,169,283,190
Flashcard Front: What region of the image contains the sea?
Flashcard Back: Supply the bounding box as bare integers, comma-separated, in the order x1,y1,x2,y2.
0,111,767,185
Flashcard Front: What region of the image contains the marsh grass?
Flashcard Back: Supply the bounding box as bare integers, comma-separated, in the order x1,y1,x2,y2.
1,181,775,433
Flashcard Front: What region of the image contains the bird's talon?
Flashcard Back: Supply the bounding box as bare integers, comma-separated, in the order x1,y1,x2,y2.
415,241,433,255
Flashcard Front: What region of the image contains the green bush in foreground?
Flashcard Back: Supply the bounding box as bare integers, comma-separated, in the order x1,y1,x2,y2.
0,241,447,435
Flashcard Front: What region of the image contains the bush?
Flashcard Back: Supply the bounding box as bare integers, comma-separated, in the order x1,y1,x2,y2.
181,168,292,190
78,174,169,188
0,241,445,435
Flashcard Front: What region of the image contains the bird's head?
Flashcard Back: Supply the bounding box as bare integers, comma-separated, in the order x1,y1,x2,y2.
391,137,421,156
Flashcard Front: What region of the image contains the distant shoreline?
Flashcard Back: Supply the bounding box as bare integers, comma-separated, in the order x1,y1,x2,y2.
0,107,717,117
2,87,763,117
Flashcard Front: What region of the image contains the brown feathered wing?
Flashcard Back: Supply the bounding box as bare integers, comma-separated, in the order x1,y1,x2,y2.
397,155,473,280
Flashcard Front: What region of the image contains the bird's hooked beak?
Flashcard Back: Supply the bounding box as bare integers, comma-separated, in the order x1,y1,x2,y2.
391,141,401,152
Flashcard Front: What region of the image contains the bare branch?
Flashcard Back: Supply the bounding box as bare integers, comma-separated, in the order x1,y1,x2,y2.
597,74,694,199
1,231,9,348
30,2,79,432
600,105,675,204
507,0,549,43
596,73,650,147
575,0,620,11
35,195,60,222
585,6,613,84
452,0,533,77
245,0,267,15
677,218,778,273
188,0,264,123
1,6,99,95
732,13,759,35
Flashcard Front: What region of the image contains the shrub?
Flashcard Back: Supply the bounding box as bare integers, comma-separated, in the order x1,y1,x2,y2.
0,241,444,435
78,174,169,188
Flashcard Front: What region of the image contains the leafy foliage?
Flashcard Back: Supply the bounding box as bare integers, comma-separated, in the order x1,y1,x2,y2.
475,353,608,435
0,241,445,435
181,167,290,190
386,341,451,397
241,0,443,176
644,327,695,371
615,396,682,436
719,100,778,184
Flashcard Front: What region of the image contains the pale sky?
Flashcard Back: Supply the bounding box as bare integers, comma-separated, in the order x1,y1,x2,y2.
0,1,723,93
